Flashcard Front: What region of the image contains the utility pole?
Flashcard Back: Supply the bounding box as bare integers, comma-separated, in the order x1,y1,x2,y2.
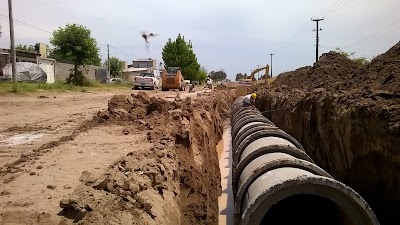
312,18,324,63
8,0,17,92
269,53,274,78
107,44,110,79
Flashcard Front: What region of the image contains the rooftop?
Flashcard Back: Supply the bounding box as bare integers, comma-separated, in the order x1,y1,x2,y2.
0,48,41,56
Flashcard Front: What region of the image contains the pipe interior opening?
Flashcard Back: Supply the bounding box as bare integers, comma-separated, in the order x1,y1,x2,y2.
260,194,354,225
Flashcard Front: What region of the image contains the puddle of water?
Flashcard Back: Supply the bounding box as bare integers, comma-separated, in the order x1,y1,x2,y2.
0,133,44,146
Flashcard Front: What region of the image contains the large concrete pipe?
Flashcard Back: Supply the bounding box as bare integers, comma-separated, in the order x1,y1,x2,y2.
232,122,274,149
231,99,379,225
232,111,268,125
232,116,274,140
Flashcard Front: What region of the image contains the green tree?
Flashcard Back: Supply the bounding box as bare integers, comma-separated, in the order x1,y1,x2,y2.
105,57,124,78
209,69,227,81
197,66,208,82
15,44,36,52
235,73,245,81
50,23,101,85
162,34,200,81
335,48,369,66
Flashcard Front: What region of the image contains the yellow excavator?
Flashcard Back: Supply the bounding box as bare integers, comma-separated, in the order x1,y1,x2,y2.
238,64,270,86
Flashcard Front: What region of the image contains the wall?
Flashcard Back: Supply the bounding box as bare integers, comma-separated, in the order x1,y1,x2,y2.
38,58,56,83
0,55,7,75
55,62,105,82
121,71,141,82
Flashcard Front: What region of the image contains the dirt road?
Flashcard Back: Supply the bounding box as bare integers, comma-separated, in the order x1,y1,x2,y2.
0,87,216,224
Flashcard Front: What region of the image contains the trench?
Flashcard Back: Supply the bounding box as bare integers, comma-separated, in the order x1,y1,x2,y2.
229,98,380,225
254,90,400,225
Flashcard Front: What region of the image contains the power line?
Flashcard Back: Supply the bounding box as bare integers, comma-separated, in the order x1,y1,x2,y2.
109,52,136,57
311,0,343,18
108,45,139,58
0,13,52,34
339,17,400,49
273,22,313,54
272,0,352,55
321,0,355,18
0,14,139,60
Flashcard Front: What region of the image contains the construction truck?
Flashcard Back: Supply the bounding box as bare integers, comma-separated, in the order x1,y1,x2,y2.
237,64,270,86
161,67,187,91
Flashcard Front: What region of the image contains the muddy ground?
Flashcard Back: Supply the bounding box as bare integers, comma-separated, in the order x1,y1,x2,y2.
254,41,400,225
0,87,234,225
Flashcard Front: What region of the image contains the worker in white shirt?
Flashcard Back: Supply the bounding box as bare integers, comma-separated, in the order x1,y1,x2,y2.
242,93,257,107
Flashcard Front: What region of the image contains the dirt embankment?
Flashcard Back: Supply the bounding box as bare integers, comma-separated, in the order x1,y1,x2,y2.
57,90,235,225
254,42,400,225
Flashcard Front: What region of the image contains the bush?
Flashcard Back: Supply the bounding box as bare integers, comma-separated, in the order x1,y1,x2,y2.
66,70,92,86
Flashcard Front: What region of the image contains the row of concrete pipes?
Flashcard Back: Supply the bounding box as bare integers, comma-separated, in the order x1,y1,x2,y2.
231,97,379,225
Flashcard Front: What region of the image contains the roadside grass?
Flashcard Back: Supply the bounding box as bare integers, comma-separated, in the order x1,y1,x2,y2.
0,81,133,95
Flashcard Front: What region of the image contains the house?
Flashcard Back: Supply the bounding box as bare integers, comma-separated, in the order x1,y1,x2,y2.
34,43,50,58
122,58,157,81
0,48,40,66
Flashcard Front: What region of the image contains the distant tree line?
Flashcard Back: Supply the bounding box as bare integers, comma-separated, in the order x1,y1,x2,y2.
208,70,227,81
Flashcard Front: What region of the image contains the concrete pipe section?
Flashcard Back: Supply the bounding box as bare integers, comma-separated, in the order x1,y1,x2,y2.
230,98,380,225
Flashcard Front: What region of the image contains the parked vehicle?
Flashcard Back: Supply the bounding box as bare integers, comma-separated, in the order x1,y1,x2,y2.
161,67,186,91
133,70,160,90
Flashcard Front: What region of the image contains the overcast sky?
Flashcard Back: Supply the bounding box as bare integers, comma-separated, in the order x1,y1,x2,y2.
0,0,399,80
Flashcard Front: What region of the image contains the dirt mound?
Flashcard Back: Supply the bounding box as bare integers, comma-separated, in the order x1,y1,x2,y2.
346,41,400,92
271,51,359,92
272,41,400,94
254,42,400,225
96,92,176,126
58,90,236,225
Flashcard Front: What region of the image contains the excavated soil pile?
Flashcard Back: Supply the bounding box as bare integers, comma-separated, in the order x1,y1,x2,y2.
271,51,359,92
254,42,400,225
57,91,235,225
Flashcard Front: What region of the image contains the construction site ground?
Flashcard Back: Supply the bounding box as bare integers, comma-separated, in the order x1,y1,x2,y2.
1,42,399,225
0,86,232,225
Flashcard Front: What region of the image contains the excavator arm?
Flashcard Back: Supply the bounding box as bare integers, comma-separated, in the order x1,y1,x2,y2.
237,64,270,87
249,64,270,81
